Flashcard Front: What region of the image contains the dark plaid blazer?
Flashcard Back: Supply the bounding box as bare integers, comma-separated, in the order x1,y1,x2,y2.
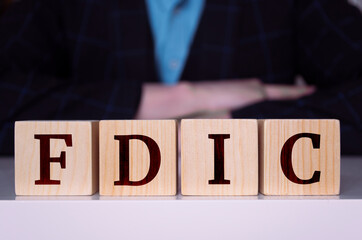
0,0,361,155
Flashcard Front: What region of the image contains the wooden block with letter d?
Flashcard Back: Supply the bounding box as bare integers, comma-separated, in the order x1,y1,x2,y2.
259,119,340,195
181,119,258,195
99,120,177,196
15,121,99,195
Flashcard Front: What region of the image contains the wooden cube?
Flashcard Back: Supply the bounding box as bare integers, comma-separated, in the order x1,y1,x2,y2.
99,120,177,196
15,121,99,195
181,119,258,195
259,119,340,195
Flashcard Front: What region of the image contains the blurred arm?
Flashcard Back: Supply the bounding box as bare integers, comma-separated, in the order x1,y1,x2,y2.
136,79,315,119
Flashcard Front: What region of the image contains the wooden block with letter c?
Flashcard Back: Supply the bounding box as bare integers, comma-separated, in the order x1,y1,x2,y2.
181,119,258,196
99,120,177,196
258,119,340,195
15,121,99,195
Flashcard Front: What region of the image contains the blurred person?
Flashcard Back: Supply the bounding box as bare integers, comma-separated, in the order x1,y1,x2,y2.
0,0,361,155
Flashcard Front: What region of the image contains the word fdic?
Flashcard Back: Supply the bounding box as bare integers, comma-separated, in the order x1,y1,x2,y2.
15,119,340,196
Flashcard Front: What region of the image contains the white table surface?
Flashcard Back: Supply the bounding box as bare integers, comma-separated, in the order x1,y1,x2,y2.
1,156,362,240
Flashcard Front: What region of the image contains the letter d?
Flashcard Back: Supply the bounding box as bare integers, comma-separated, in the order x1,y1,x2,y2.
114,135,161,186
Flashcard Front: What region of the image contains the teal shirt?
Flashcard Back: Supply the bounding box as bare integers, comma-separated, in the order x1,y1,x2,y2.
145,0,205,85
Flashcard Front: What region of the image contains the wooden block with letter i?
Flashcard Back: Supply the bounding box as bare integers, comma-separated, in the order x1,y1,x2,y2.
99,120,177,196
15,121,99,195
181,119,258,196
259,119,340,195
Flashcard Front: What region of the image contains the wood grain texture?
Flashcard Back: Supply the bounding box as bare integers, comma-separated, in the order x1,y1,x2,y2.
181,119,258,195
15,121,99,195
99,120,177,196
259,119,340,195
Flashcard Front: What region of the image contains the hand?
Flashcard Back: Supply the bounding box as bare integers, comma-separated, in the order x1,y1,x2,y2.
188,79,315,112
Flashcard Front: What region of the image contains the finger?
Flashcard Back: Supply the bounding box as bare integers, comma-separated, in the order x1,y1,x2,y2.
265,84,316,100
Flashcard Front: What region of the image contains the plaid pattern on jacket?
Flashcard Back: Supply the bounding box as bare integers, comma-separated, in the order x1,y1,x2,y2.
0,0,361,154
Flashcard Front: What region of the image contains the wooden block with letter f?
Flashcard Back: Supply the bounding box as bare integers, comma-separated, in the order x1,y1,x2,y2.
181,119,258,196
99,120,177,196
15,121,99,195
259,119,340,195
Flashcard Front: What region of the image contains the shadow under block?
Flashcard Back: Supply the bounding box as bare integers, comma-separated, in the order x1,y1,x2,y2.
99,120,177,196
15,121,99,195
181,119,258,196
259,119,340,195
